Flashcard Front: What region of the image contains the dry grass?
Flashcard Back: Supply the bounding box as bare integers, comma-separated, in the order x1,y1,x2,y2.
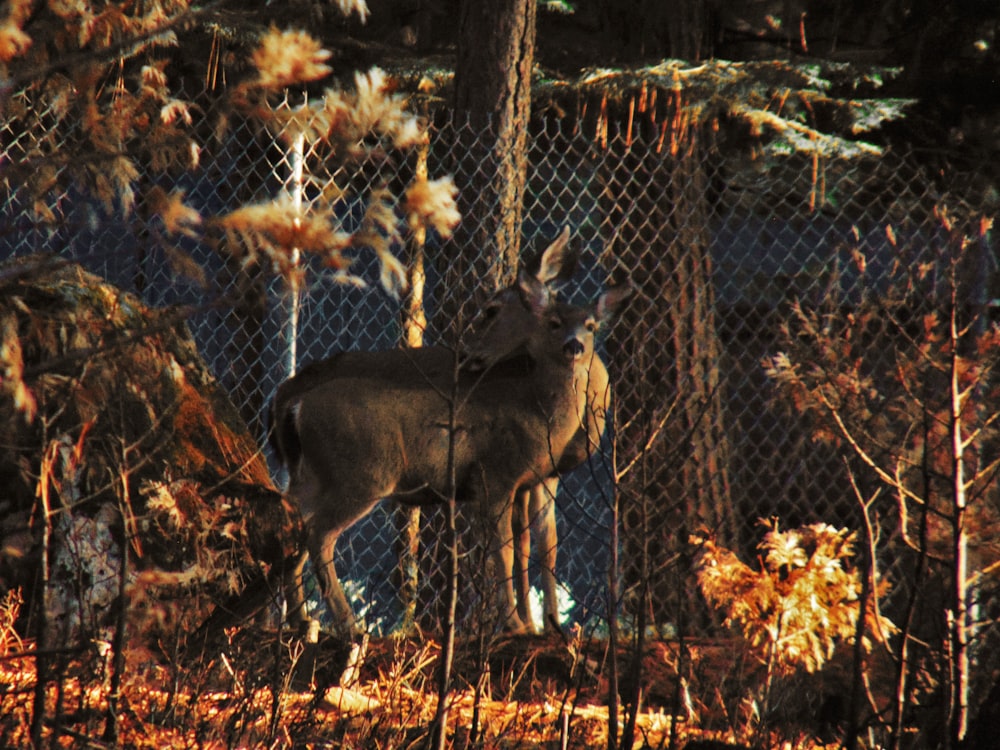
0,615,855,749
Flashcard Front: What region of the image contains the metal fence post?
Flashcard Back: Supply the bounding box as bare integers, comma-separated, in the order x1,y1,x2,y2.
283,98,306,379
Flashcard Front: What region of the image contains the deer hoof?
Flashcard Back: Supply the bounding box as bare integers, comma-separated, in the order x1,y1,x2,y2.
503,615,532,636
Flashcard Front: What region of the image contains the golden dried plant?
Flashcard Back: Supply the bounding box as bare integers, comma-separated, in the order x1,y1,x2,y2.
250,26,333,91
692,520,894,676
2,2,457,300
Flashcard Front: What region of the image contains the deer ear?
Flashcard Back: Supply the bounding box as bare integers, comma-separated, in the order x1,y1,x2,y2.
517,270,551,315
533,226,577,285
595,284,633,327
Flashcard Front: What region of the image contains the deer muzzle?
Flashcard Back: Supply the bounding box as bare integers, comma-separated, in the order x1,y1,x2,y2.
563,338,585,360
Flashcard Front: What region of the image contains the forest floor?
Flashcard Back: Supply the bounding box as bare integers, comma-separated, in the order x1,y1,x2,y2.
0,623,854,748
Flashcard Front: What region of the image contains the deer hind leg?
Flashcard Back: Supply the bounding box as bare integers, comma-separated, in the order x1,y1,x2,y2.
307,527,357,638
283,470,321,631
532,476,561,632
285,549,313,630
286,459,375,637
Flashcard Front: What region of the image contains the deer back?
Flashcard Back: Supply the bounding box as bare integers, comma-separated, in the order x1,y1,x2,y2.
277,290,622,517
269,228,578,468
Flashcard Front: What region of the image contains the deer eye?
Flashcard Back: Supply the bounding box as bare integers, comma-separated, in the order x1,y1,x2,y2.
547,316,562,330
585,319,597,333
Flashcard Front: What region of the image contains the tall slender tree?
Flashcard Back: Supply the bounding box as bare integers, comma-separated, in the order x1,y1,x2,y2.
421,0,538,629
591,19,734,635
443,0,537,325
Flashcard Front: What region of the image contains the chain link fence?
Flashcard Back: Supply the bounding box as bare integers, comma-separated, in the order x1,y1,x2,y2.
2,85,995,643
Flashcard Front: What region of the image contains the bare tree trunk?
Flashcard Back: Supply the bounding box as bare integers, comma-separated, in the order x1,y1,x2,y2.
946,261,970,747
421,0,537,633
598,91,734,632
443,0,537,326
393,142,430,635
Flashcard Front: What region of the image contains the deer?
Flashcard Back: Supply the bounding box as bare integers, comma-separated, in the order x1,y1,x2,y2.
270,230,577,631
511,343,610,633
271,228,579,414
270,232,630,637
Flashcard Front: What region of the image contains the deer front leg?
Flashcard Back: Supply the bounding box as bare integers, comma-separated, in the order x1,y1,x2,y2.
531,476,561,632
485,493,528,634
513,489,534,630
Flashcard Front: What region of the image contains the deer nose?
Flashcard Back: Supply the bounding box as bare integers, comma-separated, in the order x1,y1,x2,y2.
563,338,585,359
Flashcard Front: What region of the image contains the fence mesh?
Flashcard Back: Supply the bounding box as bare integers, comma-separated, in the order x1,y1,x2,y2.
1,85,994,642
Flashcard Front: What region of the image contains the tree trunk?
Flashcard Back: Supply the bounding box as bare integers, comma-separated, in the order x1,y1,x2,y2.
419,0,538,636
597,90,734,632
441,0,537,330
394,141,430,636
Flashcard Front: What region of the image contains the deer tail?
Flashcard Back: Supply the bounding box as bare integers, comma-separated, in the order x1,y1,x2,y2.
268,399,302,470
